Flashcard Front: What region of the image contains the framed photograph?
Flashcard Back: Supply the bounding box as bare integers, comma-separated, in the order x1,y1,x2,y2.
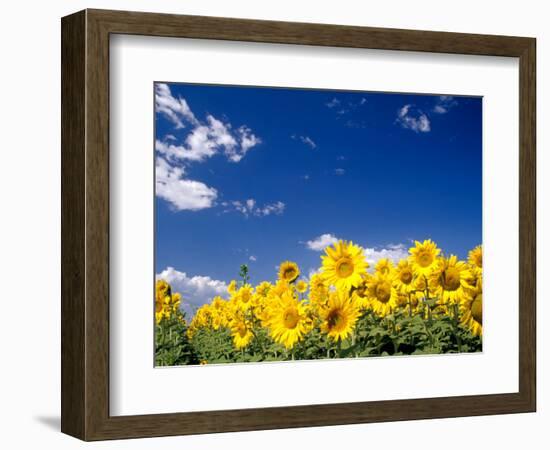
61,9,536,440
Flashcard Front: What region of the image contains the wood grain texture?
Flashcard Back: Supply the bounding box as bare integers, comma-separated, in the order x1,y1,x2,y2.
61,8,537,441
61,10,86,439
518,39,536,410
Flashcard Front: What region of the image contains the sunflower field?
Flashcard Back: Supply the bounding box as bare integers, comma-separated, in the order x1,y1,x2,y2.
155,240,483,366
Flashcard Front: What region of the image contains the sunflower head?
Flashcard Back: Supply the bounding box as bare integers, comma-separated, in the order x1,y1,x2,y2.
278,261,300,283
429,255,474,305
367,272,398,317
309,274,329,308
155,279,171,303
235,284,254,309
409,239,440,277
230,313,254,349
468,245,483,270
255,281,272,298
320,289,361,342
350,274,372,309
321,240,368,291
265,291,309,349
296,280,308,294
375,258,395,276
461,275,482,337
394,259,415,293
227,280,238,295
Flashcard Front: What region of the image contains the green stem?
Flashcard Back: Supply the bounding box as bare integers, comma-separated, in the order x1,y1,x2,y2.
453,303,462,352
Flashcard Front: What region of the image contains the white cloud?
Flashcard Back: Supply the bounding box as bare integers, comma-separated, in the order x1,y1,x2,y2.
396,104,431,133
306,233,340,251
234,126,262,162
156,116,258,164
292,134,317,149
230,199,285,217
258,201,285,216
326,98,341,108
206,115,237,150
363,243,409,266
155,83,198,128
155,84,262,211
155,84,261,164
155,157,217,211
326,97,367,116
335,168,346,176
155,135,216,162
157,267,228,309
433,95,458,114
249,255,257,262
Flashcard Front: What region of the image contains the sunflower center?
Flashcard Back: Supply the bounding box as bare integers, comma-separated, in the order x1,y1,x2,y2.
335,258,354,278
327,308,345,331
474,253,482,267
417,251,433,267
355,283,367,298
283,269,297,280
400,269,413,284
283,308,299,329
241,291,251,303
238,324,248,338
443,267,461,291
471,294,482,324
375,282,391,303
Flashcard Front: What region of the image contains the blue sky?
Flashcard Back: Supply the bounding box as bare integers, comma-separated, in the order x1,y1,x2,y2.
154,82,482,309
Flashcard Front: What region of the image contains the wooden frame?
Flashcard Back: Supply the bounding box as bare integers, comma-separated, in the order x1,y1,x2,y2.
61,8,536,441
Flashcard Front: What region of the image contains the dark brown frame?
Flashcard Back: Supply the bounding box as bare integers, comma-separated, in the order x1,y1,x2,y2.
61,8,536,441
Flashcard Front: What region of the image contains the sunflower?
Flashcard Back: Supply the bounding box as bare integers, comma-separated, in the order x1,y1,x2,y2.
309,273,330,308
170,292,181,312
393,259,415,294
319,289,361,341
154,280,183,323
429,255,474,305
271,279,291,297
309,273,325,291
375,258,395,276
468,245,483,277
350,274,372,309
230,314,254,349
409,239,440,278
296,280,308,294
461,275,482,337
227,279,238,295
155,302,169,325
321,240,368,291
265,291,309,349
255,281,272,298
234,284,254,309
367,272,398,317
156,279,171,302
210,296,230,330
278,261,300,283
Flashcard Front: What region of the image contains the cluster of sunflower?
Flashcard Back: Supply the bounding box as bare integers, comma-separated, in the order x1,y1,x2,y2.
155,280,198,366
155,279,182,325
156,239,483,365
